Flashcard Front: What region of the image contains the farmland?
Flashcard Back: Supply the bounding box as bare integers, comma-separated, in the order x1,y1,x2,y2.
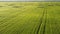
0,2,60,34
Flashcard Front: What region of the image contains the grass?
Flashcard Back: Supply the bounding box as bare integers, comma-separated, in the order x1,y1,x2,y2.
0,2,60,34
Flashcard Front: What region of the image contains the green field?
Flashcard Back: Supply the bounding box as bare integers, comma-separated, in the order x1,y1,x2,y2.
0,2,60,34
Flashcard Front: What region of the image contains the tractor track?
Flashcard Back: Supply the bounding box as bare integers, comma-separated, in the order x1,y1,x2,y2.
36,7,47,34
42,8,47,34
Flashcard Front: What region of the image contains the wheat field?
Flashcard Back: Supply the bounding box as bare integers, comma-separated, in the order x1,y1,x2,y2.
0,2,60,34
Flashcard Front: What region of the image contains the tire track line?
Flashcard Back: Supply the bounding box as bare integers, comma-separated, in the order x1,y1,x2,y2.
36,8,46,34
42,8,47,34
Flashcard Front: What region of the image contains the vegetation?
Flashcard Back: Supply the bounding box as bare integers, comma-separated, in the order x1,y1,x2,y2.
0,2,60,34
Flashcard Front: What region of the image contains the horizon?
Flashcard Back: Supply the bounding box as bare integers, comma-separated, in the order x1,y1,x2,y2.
0,0,60,1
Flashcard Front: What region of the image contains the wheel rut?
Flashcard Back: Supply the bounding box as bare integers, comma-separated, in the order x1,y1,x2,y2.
36,7,47,34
